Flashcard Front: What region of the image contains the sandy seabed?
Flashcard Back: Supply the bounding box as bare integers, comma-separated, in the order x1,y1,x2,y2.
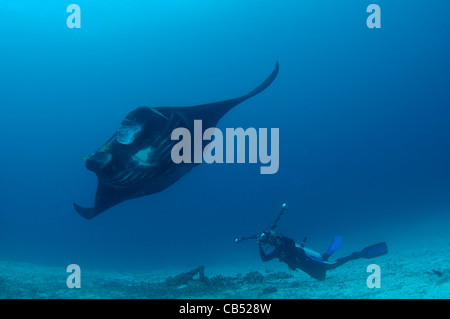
1,215,449,299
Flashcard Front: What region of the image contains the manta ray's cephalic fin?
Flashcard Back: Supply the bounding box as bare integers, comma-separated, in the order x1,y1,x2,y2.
73,203,98,220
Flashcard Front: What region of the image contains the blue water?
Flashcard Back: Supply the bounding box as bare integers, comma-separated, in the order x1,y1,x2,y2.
1,0,449,291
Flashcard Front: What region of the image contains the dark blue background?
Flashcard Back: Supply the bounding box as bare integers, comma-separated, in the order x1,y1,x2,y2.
0,1,449,271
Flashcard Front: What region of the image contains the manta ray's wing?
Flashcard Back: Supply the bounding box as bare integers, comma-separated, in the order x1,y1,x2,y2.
164,61,279,129
74,61,279,219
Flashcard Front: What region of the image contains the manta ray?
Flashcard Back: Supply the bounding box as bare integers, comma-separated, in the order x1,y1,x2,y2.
74,61,279,219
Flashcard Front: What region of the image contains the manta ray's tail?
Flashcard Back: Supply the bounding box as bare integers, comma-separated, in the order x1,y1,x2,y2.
180,61,279,127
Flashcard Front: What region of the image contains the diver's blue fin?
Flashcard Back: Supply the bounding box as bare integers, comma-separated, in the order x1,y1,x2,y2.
359,242,388,259
322,236,343,261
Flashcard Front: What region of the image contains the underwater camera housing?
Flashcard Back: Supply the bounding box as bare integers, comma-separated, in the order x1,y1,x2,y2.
234,202,288,244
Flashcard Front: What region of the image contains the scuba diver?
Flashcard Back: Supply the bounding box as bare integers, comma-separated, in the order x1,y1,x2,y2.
235,203,388,281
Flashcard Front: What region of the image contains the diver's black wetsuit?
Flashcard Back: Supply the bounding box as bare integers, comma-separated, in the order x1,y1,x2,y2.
259,235,360,281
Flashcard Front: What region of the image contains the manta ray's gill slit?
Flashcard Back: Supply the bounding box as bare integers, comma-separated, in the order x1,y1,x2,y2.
113,171,134,184
163,113,176,133
117,174,136,185
158,139,177,157
150,107,169,120
106,170,137,186
115,171,152,186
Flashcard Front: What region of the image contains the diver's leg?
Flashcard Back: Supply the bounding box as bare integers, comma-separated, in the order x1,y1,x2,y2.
323,243,388,270
303,247,322,259
324,252,360,270
303,236,343,261
301,256,328,281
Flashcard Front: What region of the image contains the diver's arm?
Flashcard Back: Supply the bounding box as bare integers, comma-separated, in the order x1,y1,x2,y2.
259,243,277,262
